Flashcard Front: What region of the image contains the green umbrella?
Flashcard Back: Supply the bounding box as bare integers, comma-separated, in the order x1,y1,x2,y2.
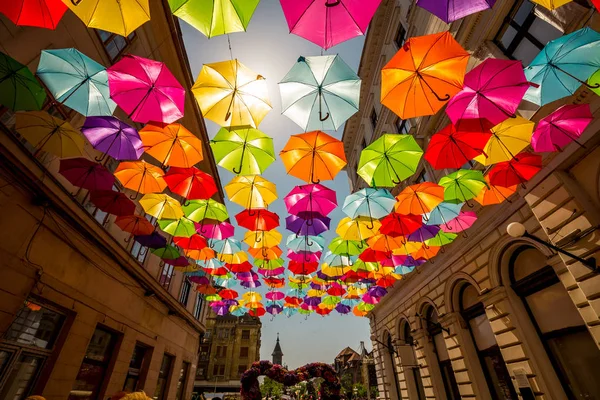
183,198,229,222
0,52,46,111
439,169,487,206
322,296,341,306
425,231,457,247
158,217,197,237
168,0,260,38
151,245,181,259
328,237,365,256
210,126,275,175
357,134,423,187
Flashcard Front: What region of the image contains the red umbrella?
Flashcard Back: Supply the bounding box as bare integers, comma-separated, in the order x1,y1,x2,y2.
227,262,253,273
288,261,319,275
89,190,136,216
164,167,217,200
488,152,542,188
316,307,332,316
380,213,422,237
219,289,239,300
0,0,67,29
424,119,492,170
248,307,266,317
173,235,208,250
235,209,280,231
59,158,115,191
115,215,154,236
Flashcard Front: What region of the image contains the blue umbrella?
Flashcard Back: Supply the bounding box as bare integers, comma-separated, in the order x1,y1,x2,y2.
211,238,243,254
425,202,463,226
342,188,396,226
283,307,298,317
37,48,116,116
286,234,326,253
524,28,600,106
231,306,249,317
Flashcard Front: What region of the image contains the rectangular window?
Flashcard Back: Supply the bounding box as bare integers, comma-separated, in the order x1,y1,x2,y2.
370,108,378,130
179,278,191,306
241,330,250,340
175,361,190,400
193,293,204,320
154,354,174,400
213,364,225,376
395,23,407,48
4,301,65,350
158,263,175,290
395,117,412,134
97,30,137,62
199,346,209,361
123,343,151,392
69,326,119,400
129,214,155,264
494,0,562,65
238,365,247,376
216,346,227,358
239,347,249,358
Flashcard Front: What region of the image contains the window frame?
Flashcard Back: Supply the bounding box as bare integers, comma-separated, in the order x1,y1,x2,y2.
95,30,137,63
395,117,411,135
158,263,175,291
179,278,192,306
193,293,204,320
399,320,425,400
123,342,152,392
239,346,249,358
395,23,407,49
175,361,191,400
155,353,175,400
370,108,378,131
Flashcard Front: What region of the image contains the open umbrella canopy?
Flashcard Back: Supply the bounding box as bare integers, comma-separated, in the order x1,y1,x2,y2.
285,212,331,236
284,183,337,216
381,31,469,119
524,27,600,106
0,0,67,29
416,0,495,23
139,193,183,220
287,234,326,253
343,188,396,220
367,234,405,252
197,221,235,240
235,209,279,231
192,59,271,128
439,170,487,204
168,0,259,38
108,55,185,124
380,213,422,237
488,152,542,188
183,199,229,222
114,161,166,196
336,217,381,241
62,0,151,36
441,211,478,233
82,116,143,161
279,0,382,49
474,117,535,166
135,231,167,249
532,104,593,152
425,202,463,226
90,190,136,216
357,134,423,187
58,158,114,191
164,167,217,200
280,131,347,184
158,217,197,237
394,182,444,216
140,122,203,168
115,215,154,236
243,230,283,249
0,52,46,111
37,48,115,117
210,126,275,175
15,111,84,157
530,0,573,11
328,237,365,256
225,175,278,209
474,176,517,206
279,55,361,131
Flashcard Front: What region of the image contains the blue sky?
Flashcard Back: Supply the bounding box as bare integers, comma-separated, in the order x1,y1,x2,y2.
181,0,371,368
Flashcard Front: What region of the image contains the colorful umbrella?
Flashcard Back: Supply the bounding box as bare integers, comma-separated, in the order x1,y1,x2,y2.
192,59,271,128
394,182,444,216
474,176,517,206
284,184,337,216
134,232,167,249
328,237,365,256
488,152,542,188
441,211,477,233
279,0,382,49
425,202,463,226
287,235,326,253
532,104,593,152
174,234,208,250
139,193,183,220
243,230,282,249
184,199,229,222
524,28,600,106
336,217,380,241
37,48,115,116
90,190,136,216
164,167,217,201
342,188,396,222
407,225,440,243
381,31,469,119
115,215,154,236
225,176,278,209
235,209,279,231
416,0,495,23
158,217,197,237
0,52,46,111
380,213,422,237
280,131,347,184
114,161,166,198
251,245,283,260
367,234,405,252
210,126,275,175
279,55,361,131
425,231,457,247
473,117,535,166
108,55,185,124
82,116,143,161
0,0,67,29
198,222,235,240
168,0,259,38
140,123,203,168
58,158,114,191
285,212,331,236
439,170,487,205
357,134,423,187
446,58,530,126
530,0,573,11
15,111,84,157
288,261,319,275
62,0,151,37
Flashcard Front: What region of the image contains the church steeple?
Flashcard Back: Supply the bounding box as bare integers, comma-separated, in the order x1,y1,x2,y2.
272,333,283,365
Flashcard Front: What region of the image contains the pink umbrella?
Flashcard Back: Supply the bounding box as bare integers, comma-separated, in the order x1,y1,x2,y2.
280,0,382,49
196,222,235,240
287,250,322,263
266,291,285,301
532,104,593,152
107,55,185,124
441,211,477,233
285,183,337,216
446,59,531,126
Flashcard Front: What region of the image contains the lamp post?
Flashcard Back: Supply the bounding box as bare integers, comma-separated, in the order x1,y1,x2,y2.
506,222,597,272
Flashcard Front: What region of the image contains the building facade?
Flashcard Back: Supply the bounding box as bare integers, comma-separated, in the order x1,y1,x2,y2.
194,314,261,396
272,333,283,366
335,342,378,400
342,1,600,399
0,1,223,399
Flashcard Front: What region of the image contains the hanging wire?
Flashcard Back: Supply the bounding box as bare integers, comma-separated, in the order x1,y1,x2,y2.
228,34,234,60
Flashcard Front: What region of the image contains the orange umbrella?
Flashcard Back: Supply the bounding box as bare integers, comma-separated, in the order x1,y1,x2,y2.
115,215,154,236
474,175,518,206
248,246,283,261
367,234,405,252
114,160,166,198
280,131,347,184
394,182,445,215
184,248,215,261
140,122,203,168
381,31,469,119
412,245,441,260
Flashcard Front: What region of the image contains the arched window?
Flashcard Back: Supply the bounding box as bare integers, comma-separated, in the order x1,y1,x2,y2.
459,284,517,399
398,320,425,400
510,246,600,398
424,306,460,400
381,331,401,400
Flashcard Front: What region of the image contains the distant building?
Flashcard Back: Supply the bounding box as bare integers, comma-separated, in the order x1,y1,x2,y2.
272,333,284,365
334,342,377,400
194,313,262,396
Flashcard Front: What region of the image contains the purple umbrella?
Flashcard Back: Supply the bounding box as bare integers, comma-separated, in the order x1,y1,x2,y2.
240,280,262,289
82,116,143,161
335,303,352,314
317,271,339,281
416,0,495,23
222,299,238,307
266,304,283,315
367,286,387,298
408,225,441,242
237,271,259,281
162,256,189,267
303,296,322,307
211,301,229,316
362,294,381,304
188,275,210,285
286,212,331,236
134,232,167,249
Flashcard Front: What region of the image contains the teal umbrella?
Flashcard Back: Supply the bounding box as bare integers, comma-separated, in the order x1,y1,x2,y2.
286,234,325,253
279,55,361,131
342,188,396,227
425,202,463,226
0,52,46,111
37,48,116,116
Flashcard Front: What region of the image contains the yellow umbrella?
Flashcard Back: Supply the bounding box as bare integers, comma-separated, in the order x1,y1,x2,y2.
218,251,248,264
530,0,572,10
321,263,352,277
225,175,277,209
473,117,534,166
139,193,183,220
243,230,282,249
62,0,151,37
336,217,381,241
391,241,423,256
192,59,272,128
15,111,84,157
243,291,262,303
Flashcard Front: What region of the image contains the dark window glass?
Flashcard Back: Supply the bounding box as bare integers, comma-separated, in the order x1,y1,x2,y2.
154,354,174,400
123,343,150,392
240,347,249,358
241,330,250,340
370,109,378,130
426,308,460,400
96,30,136,62
180,279,191,305
193,294,204,320
0,354,44,399
213,364,225,376
175,362,190,400
4,302,64,350
395,117,411,134
395,24,407,48
159,263,175,290
400,322,425,400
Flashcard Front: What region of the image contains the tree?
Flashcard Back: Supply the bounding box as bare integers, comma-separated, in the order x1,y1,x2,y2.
261,377,284,400
369,386,379,400
353,383,368,399
341,374,354,398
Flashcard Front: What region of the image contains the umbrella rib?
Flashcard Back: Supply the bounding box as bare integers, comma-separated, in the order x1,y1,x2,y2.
288,0,318,33
281,88,319,113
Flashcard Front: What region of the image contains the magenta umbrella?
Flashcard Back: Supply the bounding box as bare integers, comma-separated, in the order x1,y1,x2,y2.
285,183,337,216
259,268,285,277
196,221,235,240
532,104,593,152
266,291,285,301
59,158,114,191
107,55,185,124
416,0,495,23
288,250,322,263
82,116,143,161
441,211,477,233
280,0,382,49
285,212,331,236
446,59,531,126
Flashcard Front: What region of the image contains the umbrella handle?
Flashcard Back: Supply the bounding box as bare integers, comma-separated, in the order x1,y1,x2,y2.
325,0,341,6
462,231,469,239
247,209,256,216
262,247,268,258
357,241,363,249
71,0,82,5
319,111,330,122
311,178,321,184
94,153,107,163
306,218,314,226
255,235,262,243
306,238,314,247
232,166,242,174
